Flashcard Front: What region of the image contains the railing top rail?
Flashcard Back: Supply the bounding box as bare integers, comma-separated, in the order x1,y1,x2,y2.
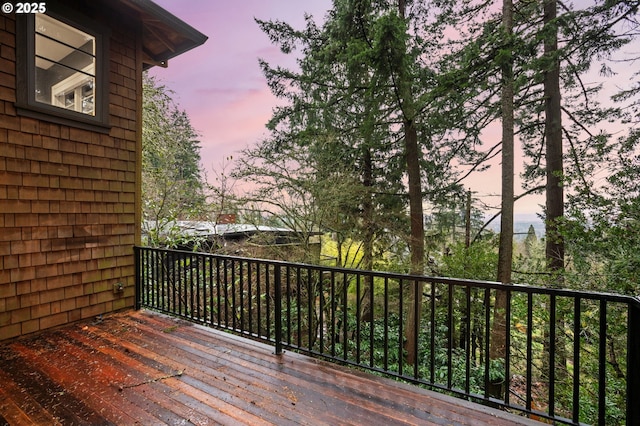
134,245,640,306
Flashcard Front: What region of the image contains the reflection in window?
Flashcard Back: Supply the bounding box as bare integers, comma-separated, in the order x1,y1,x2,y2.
34,14,96,116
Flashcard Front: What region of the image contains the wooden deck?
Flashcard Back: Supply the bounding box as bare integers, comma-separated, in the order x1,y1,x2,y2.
0,310,542,425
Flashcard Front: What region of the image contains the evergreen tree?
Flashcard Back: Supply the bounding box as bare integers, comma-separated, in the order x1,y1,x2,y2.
244,0,488,364
142,73,207,246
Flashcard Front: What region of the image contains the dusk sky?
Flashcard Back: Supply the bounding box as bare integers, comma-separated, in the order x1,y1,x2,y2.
148,1,631,218
150,0,331,164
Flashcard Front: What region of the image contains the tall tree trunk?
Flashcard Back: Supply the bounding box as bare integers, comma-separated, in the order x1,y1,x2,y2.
361,148,374,322
496,0,515,289
406,123,425,277
404,119,425,366
543,3,564,274
489,0,514,398
465,189,472,249
398,0,425,366
543,0,567,382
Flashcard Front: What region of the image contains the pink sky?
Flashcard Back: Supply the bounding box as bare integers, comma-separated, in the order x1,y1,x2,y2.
150,1,332,167
149,1,552,217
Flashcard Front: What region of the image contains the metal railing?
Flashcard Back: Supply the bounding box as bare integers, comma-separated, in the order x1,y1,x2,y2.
134,246,640,426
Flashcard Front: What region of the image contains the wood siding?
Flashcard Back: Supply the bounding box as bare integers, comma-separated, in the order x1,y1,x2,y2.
0,9,140,340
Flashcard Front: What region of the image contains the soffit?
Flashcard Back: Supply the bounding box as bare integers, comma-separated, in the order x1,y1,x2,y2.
114,0,208,69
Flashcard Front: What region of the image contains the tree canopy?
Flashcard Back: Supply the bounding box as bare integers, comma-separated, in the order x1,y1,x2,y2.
142,73,207,246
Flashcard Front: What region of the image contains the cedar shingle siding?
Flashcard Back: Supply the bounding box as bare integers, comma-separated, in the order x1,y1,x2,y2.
0,11,139,339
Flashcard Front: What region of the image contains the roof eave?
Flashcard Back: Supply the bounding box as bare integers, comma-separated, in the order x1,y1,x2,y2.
116,0,208,69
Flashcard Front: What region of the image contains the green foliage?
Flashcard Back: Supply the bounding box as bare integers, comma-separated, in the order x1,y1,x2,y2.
438,238,499,281
558,125,640,295
245,0,494,272
142,73,207,247
343,310,505,395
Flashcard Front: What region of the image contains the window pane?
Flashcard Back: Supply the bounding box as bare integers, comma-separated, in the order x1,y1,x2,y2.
34,14,96,116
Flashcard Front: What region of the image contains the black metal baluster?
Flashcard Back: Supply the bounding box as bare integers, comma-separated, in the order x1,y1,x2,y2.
398,278,403,377
209,256,214,326
330,270,336,358
171,251,177,315
504,289,511,405
413,278,420,380
231,259,237,330
383,276,389,371
178,252,183,317
598,299,607,425
181,252,187,317
239,261,244,333
369,272,375,368
484,287,491,399
447,283,453,388
274,265,282,355
430,282,436,384
342,272,348,361
296,266,301,349
142,248,147,309
223,258,229,328
526,292,533,413
572,297,581,423
189,253,195,320
465,285,471,394
318,267,325,355
255,262,261,338
307,267,313,353
216,257,222,326
286,266,292,346
162,250,167,311
266,263,271,340
549,294,557,418
356,273,361,364
248,261,254,335
175,252,180,316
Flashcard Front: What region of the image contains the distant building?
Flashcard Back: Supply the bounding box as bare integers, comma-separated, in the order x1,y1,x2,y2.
143,220,322,262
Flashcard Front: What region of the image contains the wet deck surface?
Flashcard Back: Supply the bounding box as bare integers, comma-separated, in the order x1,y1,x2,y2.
0,310,542,425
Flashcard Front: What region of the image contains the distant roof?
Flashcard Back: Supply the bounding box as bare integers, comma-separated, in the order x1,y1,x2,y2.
112,0,208,69
179,221,300,238
143,221,321,239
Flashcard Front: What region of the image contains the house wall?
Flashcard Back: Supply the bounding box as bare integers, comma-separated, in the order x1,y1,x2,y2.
0,10,140,340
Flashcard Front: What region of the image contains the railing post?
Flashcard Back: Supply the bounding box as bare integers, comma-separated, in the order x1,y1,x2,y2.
134,246,141,310
274,265,283,355
627,298,640,426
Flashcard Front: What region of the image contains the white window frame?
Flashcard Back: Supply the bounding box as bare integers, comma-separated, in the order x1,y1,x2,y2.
51,64,95,115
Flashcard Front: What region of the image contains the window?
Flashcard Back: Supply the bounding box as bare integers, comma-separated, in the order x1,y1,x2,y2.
37,14,95,115
16,7,109,131
50,64,95,115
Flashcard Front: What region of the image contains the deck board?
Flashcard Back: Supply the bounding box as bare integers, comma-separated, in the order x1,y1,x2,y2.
0,310,542,425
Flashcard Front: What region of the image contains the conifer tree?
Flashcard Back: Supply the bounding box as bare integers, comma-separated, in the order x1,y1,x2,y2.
142,73,207,246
